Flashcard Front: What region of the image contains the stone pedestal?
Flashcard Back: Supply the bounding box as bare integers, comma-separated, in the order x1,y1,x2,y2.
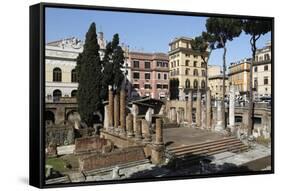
108,87,114,128
119,90,126,136
155,118,163,145
114,93,120,131
187,90,193,126
151,145,165,165
142,119,152,142
134,119,142,141
215,100,224,131
229,86,235,132
206,90,211,129
126,113,134,138
196,91,201,127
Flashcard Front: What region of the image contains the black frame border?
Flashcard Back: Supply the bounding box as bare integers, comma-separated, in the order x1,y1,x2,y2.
29,2,274,189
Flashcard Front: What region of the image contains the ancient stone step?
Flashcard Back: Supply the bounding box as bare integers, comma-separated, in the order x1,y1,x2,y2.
168,138,240,153
174,141,245,157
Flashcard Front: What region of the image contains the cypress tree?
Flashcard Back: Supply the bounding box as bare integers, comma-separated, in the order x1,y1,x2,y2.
77,22,102,127
101,33,125,99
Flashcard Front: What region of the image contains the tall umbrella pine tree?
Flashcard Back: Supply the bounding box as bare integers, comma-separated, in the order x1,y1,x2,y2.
243,19,271,136
77,23,103,127
206,18,242,129
191,32,216,91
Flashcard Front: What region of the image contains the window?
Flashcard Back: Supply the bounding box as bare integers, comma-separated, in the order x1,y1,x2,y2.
157,84,162,89
193,69,198,76
264,65,268,71
264,76,269,85
71,69,78,82
133,72,140,79
53,67,62,82
254,78,258,91
202,70,206,76
194,55,198,59
201,80,206,89
264,54,270,61
185,68,189,75
185,54,190,57
133,84,139,89
177,60,179,66
193,80,198,89
163,84,168,89
71,90,77,97
145,73,150,80
133,61,139,68
164,73,167,80
144,84,151,89
53,89,62,102
157,62,161,67
158,73,161,79
185,79,190,88
254,66,258,72
145,62,151,69
193,61,197,67
176,68,179,75
185,60,189,66
201,62,206,68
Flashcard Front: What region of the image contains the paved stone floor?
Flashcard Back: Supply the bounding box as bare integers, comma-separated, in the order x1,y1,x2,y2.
162,128,228,148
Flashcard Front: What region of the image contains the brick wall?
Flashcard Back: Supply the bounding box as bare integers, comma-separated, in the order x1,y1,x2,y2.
75,136,108,154
79,146,146,171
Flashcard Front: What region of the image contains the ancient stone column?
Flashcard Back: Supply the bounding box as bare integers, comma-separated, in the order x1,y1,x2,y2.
103,104,109,130
179,87,186,101
135,119,142,141
142,119,152,142
171,108,177,123
126,113,134,138
215,100,223,131
119,89,126,135
206,89,212,129
229,86,235,132
187,90,193,126
196,91,201,128
108,86,114,128
201,101,206,129
155,118,163,145
114,93,120,130
132,104,139,134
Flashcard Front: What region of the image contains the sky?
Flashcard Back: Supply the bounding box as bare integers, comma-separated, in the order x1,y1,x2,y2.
46,7,271,68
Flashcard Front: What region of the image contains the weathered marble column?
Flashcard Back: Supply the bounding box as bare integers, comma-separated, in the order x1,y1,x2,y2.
103,104,109,130
142,119,152,142
171,108,177,123
108,86,114,128
229,86,235,132
206,89,212,129
155,118,163,145
132,104,139,134
201,101,206,129
126,113,134,138
187,90,193,126
135,119,142,141
215,100,223,131
196,91,201,127
114,93,120,130
119,89,126,135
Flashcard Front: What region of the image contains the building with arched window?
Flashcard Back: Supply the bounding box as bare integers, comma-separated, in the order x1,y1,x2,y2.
168,36,209,93
45,34,108,102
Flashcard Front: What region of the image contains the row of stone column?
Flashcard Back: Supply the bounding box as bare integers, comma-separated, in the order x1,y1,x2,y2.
106,87,164,145
107,87,126,135
186,90,212,129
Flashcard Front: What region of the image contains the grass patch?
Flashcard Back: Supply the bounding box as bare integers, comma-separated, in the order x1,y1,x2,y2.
46,157,67,172
256,136,271,146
